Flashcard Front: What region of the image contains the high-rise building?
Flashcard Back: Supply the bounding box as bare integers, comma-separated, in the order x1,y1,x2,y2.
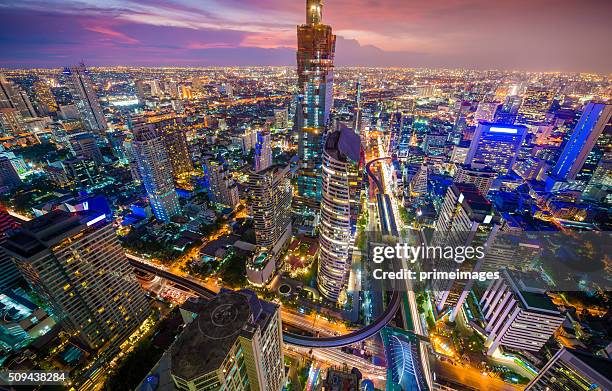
433,183,501,321
60,157,104,190
0,208,21,292
134,79,148,104
295,0,336,212
205,160,240,209
0,156,21,188
254,130,272,172
69,132,104,165
525,348,612,391
480,269,564,356
133,125,181,222
63,64,108,133
466,122,527,174
247,164,293,285
317,126,362,302
0,76,36,118
0,108,25,136
33,80,58,115
122,137,142,184
404,163,428,197
274,108,288,129
517,87,554,124
241,127,258,155
454,163,496,195
2,210,150,351
474,102,499,124
148,79,163,97
165,290,284,391
550,102,612,182
494,95,522,124
582,151,612,202
150,116,193,178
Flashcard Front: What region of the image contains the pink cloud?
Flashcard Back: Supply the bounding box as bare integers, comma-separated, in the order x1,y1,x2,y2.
85,25,140,44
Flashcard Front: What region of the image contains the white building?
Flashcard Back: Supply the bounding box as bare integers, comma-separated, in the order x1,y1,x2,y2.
481,269,564,356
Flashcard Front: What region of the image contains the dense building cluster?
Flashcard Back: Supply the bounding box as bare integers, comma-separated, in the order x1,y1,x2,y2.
0,0,610,390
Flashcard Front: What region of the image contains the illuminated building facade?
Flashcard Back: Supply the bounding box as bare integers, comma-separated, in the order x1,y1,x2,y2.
63,64,108,133
295,0,336,212
205,160,240,209
317,126,362,302
0,108,25,135
525,348,612,391
33,80,58,115
2,210,150,351
517,87,554,125
0,75,35,118
481,269,564,356
247,164,292,285
69,132,104,166
150,116,193,178
474,102,499,124
550,102,612,182
168,290,284,391
0,208,21,292
466,122,527,174
433,183,501,321
254,130,272,172
454,163,496,195
133,124,181,222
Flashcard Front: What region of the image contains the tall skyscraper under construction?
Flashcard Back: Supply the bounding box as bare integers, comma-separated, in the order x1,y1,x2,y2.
295,0,336,213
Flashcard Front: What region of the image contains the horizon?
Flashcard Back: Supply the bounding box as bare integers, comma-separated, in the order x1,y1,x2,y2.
1,0,611,73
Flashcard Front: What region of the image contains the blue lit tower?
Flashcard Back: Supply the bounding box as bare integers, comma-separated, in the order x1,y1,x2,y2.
550,102,612,182
466,122,527,174
132,124,181,222
295,0,336,213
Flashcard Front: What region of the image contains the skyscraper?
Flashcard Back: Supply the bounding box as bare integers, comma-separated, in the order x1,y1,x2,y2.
550,102,612,182
481,269,564,356
2,210,150,351
63,64,108,134
274,108,288,129
0,75,36,118
317,125,362,302
0,108,25,135
133,124,181,222
494,95,522,124
517,87,554,125
474,101,499,124
205,160,240,209
0,208,21,292
150,116,193,178
247,164,293,285
433,183,501,321
466,122,527,174
254,130,272,172
295,0,336,212
166,290,284,391
0,155,21,188
454,163,496,195
525,348,612,391
70,132,104,166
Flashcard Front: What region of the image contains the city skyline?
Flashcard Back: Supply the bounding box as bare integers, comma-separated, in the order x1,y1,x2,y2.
0,0,611,72
0,0,610,390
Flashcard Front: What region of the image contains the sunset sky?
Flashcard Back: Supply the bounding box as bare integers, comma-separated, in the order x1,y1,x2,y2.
1,0,610,72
